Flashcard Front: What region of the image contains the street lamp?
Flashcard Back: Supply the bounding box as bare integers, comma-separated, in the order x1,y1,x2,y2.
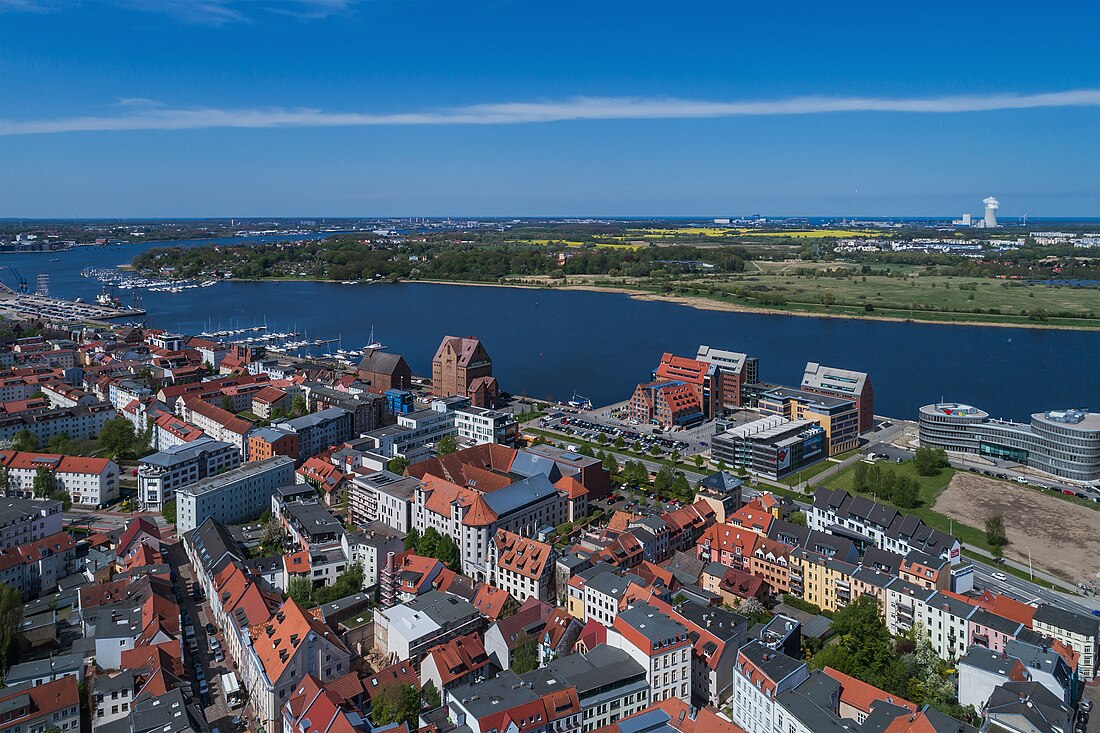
1026,546,1033,581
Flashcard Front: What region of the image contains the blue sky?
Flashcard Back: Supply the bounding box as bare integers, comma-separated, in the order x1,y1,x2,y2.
1,0,1098,218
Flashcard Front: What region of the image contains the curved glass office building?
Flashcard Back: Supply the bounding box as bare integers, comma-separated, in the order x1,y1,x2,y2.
918,403,1100,483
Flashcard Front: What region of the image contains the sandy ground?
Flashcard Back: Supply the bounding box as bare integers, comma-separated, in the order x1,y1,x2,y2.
935,473,1100,583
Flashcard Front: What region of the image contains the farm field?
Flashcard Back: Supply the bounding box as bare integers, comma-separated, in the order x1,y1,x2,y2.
685,272,1100,322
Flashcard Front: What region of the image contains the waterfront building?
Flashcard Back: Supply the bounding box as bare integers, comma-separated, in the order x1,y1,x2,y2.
137,437,241,512
758,386,859,456
357,350,412,391
652,353,719,418
918,403,1100,483
628,380,704,430
175,455,295,534
696,345,759,409
801,362,874,434
711,416,827,480
360,396,464,463
432,335,498,408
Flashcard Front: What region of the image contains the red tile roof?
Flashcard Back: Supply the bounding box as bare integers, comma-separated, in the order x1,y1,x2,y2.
823,667,916,716
472,584,513,622
492,529,553,581
424,632,490,687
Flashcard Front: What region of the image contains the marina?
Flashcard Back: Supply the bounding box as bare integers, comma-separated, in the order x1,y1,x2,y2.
0,290,146,321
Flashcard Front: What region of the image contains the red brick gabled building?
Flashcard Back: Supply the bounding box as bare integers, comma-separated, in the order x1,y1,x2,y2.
432,335,498,408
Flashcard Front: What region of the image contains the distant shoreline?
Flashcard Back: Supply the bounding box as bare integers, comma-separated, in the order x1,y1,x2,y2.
122,270,1099,331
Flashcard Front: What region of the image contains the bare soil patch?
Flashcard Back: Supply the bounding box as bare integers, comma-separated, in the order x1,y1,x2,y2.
934,472,1100,583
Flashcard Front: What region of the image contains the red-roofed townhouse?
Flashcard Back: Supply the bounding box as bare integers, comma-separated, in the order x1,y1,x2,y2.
0,451,119,507
0,675,81,733
296,457,349,507
488,529,556,604
822,666,916,724
252,386,290,419
282,674,370,733
240,598,352,732
421,632,492,693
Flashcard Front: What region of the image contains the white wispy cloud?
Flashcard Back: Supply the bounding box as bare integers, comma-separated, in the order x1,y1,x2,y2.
3,90,1098,136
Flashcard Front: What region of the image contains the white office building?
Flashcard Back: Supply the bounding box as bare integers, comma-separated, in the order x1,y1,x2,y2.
137,437,241,512
176,455,295,534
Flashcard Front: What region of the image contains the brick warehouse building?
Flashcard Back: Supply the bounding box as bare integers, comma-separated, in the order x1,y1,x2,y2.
432,336,498,408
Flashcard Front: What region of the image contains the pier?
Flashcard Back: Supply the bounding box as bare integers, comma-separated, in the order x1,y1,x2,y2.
0,290,145,321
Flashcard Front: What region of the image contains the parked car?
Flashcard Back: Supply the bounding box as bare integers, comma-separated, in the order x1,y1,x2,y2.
205,623,217,635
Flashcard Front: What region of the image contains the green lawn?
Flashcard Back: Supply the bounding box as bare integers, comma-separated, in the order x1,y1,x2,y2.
777,450,858,487
823,459,994,552
658,272,1100,329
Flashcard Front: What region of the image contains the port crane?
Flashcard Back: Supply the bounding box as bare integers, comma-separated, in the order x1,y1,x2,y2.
0,266,30,293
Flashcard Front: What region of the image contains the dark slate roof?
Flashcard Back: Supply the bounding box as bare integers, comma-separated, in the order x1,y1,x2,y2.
1034,603,1100,637
699,471,743,493
357,350,407,375
986,681,1071,733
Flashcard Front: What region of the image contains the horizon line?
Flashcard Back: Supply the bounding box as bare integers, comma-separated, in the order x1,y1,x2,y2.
3,89,1100,135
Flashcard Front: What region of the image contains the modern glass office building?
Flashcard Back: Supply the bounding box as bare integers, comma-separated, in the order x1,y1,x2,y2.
918,403,1100,483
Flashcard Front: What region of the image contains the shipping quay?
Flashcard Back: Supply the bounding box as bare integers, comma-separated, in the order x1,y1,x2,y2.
0,290,145,321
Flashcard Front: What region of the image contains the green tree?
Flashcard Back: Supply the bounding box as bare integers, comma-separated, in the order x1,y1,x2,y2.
0,583,24,672
613,435,625,449
33,467,54,498
286,576,314,606
370,682,422,728
578,443,595,458
421,681,441,710
601,452,618,474
46,432,73,454
387,457,410,474
694,455,705,469
985,514,1008,547
0,466,7,494
596,432,608,445
313,564,366,605
436,434,457,456
810,596,907,695
221,396,235,412
404,527,421,551
788,510,807,527
671,473,690,497
913,446,948,476
256,517,285,556
653,466,674,493
893,477,920,508
162,499,177,526
11,429,37,452
290,394,307,416
512,640,538,674
98,417,137,459
853,461,869,492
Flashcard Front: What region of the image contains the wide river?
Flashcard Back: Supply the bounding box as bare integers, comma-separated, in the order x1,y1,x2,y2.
3,235,1098,422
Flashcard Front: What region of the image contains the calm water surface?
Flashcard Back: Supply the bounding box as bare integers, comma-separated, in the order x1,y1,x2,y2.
3,238,1098,422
